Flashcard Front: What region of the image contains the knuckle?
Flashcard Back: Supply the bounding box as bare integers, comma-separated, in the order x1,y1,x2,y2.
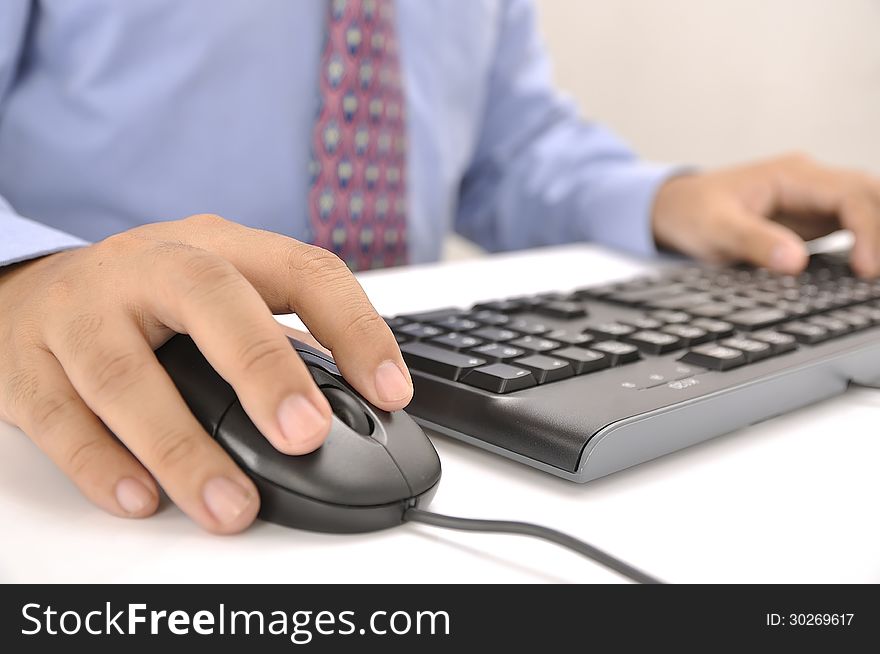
151,427,199,470
65,437,107,479
173,251,242,301
288,246,350,284
29,389,79,434
62,312,105,361
3,368,39,416
236,336,292,374
339,309,388,343
96,230,140,255
89,349,148,403
183,213,228,229
43,278,76,305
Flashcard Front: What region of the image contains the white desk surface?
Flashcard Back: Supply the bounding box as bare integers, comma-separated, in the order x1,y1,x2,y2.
3,243,880,584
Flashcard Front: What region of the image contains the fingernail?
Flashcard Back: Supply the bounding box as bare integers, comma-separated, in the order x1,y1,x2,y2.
115,477,154,515
374,360,412,404
770,243,806,273
203,477,254,526
277,393,327,446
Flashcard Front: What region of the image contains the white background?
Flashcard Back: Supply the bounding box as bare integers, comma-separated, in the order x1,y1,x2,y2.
537,0,880,172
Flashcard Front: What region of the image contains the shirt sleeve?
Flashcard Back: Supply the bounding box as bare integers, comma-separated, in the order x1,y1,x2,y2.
0,0,87,267
455,0,686,257
0,210,88,266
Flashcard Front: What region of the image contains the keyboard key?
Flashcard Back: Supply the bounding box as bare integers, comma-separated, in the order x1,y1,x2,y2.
398,323,444,340
508,318,552,335
397,308,463,323
723,307,788,330
429,333,484,351
776,300,812,317
511,355,574,384
395,333,410,345
546,330,594,346
400,342,486,380
739,289,779,305
720,337,773,362
750,330,798,354
716,295,759,310
533,300,588,319
650,310,690,324
507,295,551,311
534,292,567,301
777,322,829,344
689,303,736,318
584,322,636,339
385,316,410,328
623,330,683,355
807,315,850,338
622,317,664,330
679,343,747,371
470,327,518,342
803,296,836,314
508,336,562,353
590,341,641,366
660,324,711,346
607,283,689,306
691,318,735,339
850,304,880,324
574,283,629,300
433,316,479,332
468,342,526,362
647,293,715,310
461,364,536,394
471,300,523,314
829,310,871,332
470,310,510,326
550,347,610,375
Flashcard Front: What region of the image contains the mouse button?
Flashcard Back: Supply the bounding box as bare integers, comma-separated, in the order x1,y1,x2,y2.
289,338,339,371
304,364,342,390
374,411,442,495
216,403,412,506
155,335,237,433
322,387,373,436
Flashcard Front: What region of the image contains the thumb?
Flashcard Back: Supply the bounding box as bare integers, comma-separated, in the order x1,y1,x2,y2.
716,206,809,275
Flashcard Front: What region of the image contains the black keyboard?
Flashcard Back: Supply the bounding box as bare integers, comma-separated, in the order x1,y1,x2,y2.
385,250,880,482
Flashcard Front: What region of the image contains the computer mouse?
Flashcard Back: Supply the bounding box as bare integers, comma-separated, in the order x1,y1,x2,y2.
155,334,441,533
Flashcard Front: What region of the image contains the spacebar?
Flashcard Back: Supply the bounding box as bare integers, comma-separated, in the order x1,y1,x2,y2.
400,342,486,380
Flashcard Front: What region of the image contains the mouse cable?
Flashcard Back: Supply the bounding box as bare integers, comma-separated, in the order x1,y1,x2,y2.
403,507,663,584
848,380,880,390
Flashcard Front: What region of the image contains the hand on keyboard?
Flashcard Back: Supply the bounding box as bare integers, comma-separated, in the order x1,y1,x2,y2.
651,153,880,277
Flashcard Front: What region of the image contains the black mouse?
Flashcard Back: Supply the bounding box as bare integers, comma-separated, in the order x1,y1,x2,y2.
155,334,441,533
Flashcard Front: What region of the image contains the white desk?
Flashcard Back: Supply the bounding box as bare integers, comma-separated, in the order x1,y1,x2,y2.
3,243,880,583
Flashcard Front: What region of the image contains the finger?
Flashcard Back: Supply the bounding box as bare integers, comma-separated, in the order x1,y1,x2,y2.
713,201,809,274
840,193,880,278
171,215,412,411
44,315,260,534
143,244,333,455
5,349,159,518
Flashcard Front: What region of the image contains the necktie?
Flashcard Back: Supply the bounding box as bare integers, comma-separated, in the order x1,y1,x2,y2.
308,0,409,271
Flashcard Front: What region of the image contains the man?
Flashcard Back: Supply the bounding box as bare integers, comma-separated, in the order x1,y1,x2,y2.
1,0,878,534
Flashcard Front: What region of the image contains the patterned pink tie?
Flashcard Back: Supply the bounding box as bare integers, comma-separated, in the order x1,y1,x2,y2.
308,0,409,271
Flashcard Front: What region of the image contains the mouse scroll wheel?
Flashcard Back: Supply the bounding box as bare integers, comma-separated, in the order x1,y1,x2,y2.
322,387,373,436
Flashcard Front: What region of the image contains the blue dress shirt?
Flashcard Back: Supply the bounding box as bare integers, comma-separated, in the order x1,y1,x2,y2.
0,0,677,267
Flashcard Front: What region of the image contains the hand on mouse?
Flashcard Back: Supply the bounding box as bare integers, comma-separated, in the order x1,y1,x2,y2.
651,153,880,277
0,214,412,533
